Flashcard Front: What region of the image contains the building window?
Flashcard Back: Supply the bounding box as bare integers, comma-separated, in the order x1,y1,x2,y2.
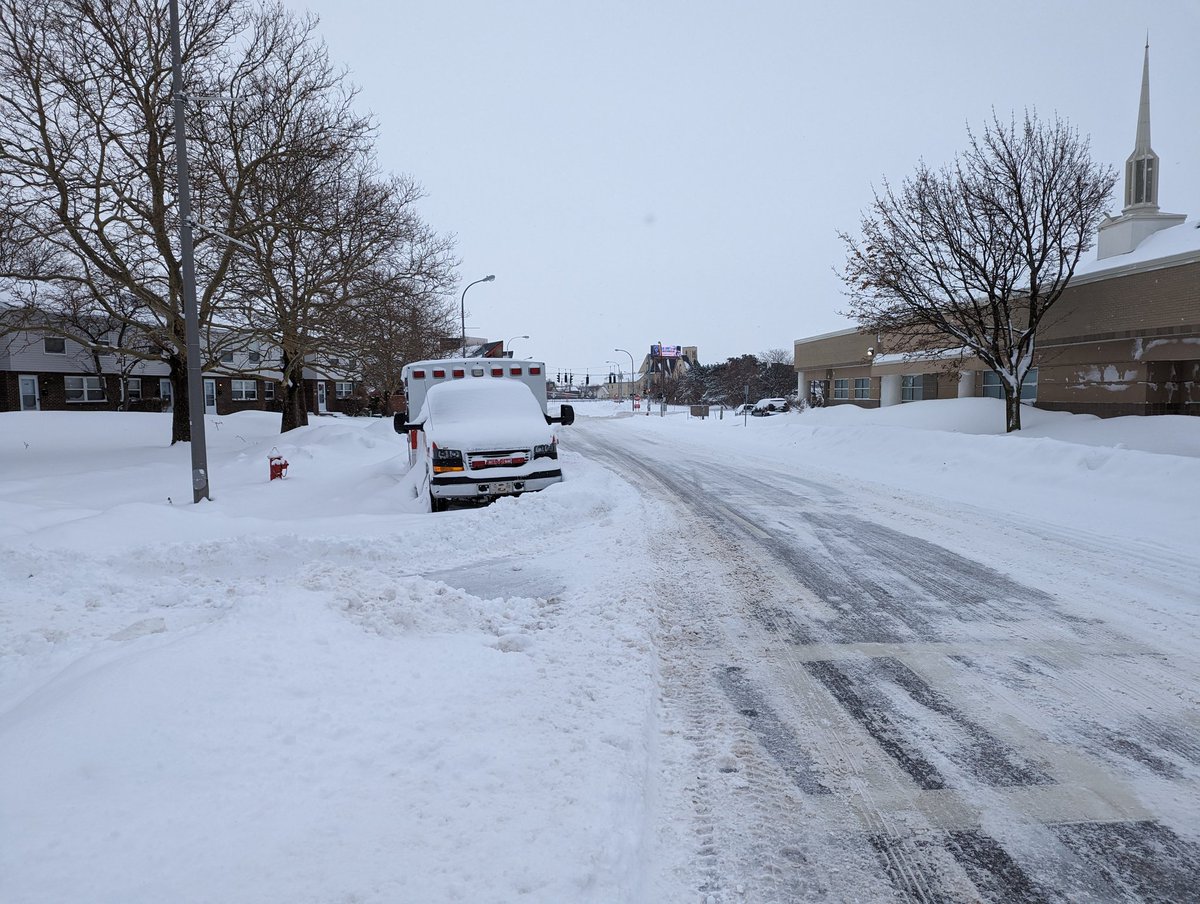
901,374,923,402
982,368,1037,403
231,379,257,401
160,378,172,400
220,351,234,364
833,378,849,400
853,378,870,400
263,381,275,400
247,351,261,364
65,375,105,402
44,337,66,355
335,381,355,399
123,377,142,401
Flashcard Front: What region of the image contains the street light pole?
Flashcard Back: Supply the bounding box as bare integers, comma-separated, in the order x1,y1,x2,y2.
505,334,529,357
615,347,636,410
168,0,210,503
461,275,495,356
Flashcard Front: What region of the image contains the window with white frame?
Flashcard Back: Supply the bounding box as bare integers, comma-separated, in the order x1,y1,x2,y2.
160,378,172,399
65,375,105,402
833,378,849,400
44,337,66,355
220,351,234,364
853,377,870,400
231,379,257,401
123,377,142,401
901,374,924,402
335,381,355,399
263,381,275,400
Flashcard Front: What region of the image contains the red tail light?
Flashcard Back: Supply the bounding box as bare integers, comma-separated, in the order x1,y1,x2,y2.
432,369,445,378
412,369,426,379
452,369,464,378
529,367,541,375
510,367,522,376
491,368,504,376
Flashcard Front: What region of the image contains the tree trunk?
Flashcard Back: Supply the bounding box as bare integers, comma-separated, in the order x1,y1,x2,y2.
280,374,309,432
169,359,191,444
1004,384,1023,433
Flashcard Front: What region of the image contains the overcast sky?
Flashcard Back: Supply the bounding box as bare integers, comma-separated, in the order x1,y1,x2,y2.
285,0,1199,382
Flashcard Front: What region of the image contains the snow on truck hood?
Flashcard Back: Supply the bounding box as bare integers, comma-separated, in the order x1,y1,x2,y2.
418,379,554,450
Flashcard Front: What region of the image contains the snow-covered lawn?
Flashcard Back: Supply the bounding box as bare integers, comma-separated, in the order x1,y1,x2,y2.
1,400,1197,902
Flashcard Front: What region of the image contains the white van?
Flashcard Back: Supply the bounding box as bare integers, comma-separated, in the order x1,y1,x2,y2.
393,359,574,511
398,358,557,422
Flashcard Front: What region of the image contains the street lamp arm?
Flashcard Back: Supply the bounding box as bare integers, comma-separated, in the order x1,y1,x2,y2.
460,274,495,356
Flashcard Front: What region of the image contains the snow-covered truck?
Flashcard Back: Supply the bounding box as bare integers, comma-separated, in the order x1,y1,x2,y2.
393,358,575,510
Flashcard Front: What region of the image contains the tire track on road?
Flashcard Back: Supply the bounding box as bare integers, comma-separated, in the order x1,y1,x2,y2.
568,421,1200,903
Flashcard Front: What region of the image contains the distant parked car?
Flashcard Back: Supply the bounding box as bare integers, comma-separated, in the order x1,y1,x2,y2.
751,398,789,416
733,403,754,416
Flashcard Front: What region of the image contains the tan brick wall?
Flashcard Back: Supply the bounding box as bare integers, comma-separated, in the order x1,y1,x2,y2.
1043,259,1200,341
794,330,872,370
794,257,1200,417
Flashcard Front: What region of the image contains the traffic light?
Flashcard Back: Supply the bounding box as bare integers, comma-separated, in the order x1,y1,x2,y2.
585,373,589,385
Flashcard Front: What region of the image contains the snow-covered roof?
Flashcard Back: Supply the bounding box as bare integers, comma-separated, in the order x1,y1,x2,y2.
871,346,970,366
1076,217,1200,282
794,326,861,345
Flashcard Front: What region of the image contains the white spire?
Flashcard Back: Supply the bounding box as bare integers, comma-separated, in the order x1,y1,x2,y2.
1133,37,1152,154
1124,37,1159,210
1098,37,1184,259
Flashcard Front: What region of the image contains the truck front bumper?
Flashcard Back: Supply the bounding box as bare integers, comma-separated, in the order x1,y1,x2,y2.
430,468,563,500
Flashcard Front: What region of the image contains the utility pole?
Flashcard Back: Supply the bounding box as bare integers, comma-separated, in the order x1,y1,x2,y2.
168,0,210,502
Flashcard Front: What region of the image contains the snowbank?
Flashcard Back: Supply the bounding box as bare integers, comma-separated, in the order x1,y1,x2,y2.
2,399,1197,902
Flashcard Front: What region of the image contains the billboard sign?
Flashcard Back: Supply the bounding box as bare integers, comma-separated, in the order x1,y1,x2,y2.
651,344,683,358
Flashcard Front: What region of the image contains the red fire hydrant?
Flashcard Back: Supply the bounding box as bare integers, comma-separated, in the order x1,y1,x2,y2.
269,449,289,481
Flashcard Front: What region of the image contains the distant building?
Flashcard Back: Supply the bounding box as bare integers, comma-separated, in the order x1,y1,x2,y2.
795,43,1198,418
0,313,360,417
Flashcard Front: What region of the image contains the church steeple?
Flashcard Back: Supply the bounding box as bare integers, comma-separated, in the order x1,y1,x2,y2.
1097,39,1185,260
1124,38,1159,210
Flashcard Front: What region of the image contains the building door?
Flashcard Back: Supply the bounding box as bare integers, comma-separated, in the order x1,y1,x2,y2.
203,378,217,415
316,381,327,413
19,375,40,411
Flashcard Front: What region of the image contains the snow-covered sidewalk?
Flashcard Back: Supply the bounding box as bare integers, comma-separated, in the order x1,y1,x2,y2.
1,411,662,903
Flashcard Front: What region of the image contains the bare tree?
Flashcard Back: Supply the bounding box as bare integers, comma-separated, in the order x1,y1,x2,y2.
199,7,458,433
840,111,1115,432
0,0,255,442
340,244,458,416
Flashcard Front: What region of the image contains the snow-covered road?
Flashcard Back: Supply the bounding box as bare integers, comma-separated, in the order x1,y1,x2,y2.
3,403,1198,903
570,412,1200,902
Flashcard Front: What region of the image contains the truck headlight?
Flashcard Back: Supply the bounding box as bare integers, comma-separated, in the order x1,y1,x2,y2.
432,445,464,473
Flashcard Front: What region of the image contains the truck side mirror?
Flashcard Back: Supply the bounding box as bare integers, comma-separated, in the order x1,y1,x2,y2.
393,412,406,434
558,404,575,426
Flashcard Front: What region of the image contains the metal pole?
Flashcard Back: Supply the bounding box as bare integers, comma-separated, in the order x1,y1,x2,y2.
505,334,528,358
168,0,210,503
460,274,495,357
615,348,636,410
